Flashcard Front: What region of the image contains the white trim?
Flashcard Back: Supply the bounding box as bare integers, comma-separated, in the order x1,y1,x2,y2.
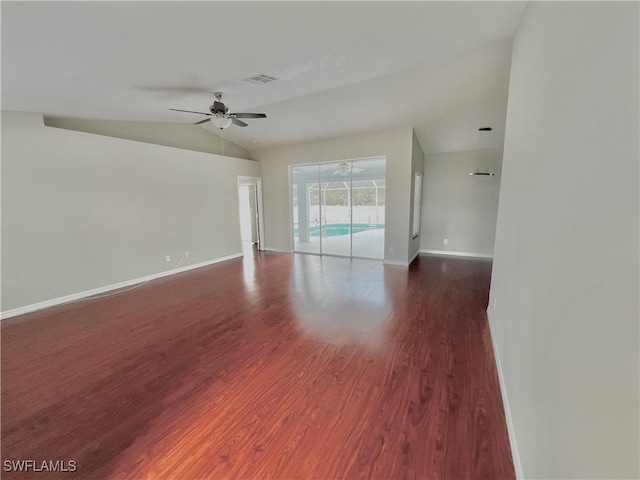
262,247,291,254
1,253,243,320
420,249,493,259
383,259,409,267
349,255,383,262
385,250,421,268
236,176,265,251
288,155,386,168
487,309,524,479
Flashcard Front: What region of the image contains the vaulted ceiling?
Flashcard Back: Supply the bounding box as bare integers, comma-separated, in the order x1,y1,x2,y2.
1,1,526,153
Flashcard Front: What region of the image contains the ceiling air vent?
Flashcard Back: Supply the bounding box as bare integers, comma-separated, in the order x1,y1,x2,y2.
242,74,279,85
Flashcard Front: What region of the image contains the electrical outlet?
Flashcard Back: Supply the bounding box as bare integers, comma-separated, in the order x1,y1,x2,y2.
166,255,171,262
444,238,448,245
184,251,189,258
493,297,497,309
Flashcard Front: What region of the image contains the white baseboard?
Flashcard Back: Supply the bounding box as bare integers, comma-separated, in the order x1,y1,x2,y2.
420,249,493,259
383,259,409,267
382,250,421,268
487,309,524,479
262,246,291,254
1,253,243,320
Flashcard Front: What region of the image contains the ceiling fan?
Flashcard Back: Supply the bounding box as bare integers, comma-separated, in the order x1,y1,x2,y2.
333,162,364,176
170,92,266,130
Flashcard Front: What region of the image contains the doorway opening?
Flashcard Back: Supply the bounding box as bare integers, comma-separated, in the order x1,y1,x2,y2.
237,176,264,258
290,157,386,260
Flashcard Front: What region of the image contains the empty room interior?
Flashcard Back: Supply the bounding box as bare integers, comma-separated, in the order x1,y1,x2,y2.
1,2,638,479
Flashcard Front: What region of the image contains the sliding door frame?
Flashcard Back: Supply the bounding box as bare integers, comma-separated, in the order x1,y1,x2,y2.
288,156,386,261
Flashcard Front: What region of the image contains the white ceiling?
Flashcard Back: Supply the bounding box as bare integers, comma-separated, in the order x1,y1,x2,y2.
1,1,526,153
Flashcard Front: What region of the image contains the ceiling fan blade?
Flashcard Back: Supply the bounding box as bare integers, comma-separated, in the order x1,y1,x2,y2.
169,108,211,116
231,113,267,119
231,118,248,127
194,118,211,125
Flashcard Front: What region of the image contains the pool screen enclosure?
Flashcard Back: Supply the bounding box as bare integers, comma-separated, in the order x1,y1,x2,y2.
290,157,386,260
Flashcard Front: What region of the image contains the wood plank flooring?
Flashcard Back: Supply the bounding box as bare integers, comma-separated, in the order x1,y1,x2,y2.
1,252,514,479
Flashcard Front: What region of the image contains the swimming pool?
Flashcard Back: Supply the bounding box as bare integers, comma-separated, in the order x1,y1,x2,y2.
294,223,384,238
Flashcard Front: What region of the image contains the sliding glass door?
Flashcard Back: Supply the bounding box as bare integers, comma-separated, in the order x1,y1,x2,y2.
291,164,320,255
351,158,385,259
320,162,351,257
291,157,386,260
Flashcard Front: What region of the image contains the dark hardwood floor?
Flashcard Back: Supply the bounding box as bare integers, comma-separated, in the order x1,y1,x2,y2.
1,252,514,479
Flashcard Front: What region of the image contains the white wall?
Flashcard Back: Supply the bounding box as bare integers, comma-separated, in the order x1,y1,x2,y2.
408,129,424,260
45,116,250,159
420,148,502,255
489,3,639,478
250,127,415,264
1,112,260,312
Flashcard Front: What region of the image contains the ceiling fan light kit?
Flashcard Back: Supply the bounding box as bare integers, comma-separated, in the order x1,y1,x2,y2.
211,116,233,130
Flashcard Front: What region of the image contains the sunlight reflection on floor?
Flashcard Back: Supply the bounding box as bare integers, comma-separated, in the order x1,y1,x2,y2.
289,255,393,348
